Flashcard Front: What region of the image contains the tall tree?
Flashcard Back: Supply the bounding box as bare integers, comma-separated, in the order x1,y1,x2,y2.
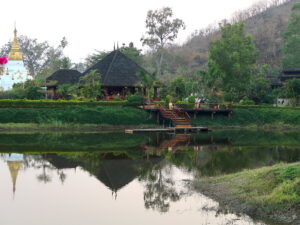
0,36,71,77
137,71,158,99
282,3,300,68
141,7,185,76
208,23,257,102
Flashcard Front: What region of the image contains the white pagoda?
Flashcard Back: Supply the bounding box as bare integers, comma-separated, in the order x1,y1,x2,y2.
0,27,33,91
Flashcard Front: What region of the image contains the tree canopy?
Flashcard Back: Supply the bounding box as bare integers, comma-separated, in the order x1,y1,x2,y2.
141,7,185,76
208,23,257,102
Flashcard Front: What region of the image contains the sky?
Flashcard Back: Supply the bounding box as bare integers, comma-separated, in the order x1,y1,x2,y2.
0,0,262,63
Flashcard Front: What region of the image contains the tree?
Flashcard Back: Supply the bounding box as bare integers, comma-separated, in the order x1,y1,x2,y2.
56,84,79,100
141,7,185,76
120,42,143,65
282,78,300,105
282,3,300,68
85,50,109,68
0,35,71,77
248,77,272,104
208,23,257,102
80,69,102,100
12,80,44,100
137,71,158,99
168,77,186,100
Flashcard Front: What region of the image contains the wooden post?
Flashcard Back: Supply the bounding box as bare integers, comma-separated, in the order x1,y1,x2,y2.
154,87,158,100
228,111,232,119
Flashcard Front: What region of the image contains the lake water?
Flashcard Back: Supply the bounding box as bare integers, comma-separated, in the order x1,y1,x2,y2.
0,130,299,225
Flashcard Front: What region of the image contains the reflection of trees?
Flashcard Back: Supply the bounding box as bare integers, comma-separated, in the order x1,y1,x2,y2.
139,161,182,213
36,160,53,184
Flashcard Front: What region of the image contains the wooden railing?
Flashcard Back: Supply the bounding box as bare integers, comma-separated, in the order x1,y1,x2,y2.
142,102,233,111
174,103,233,110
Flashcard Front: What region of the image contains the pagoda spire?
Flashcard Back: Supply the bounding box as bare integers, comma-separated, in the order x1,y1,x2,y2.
8,24,23,61
7,161,22,195
5,153,24,197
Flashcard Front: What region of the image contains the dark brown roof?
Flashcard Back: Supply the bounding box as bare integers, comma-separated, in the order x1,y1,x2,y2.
46,69,82,86
283,68,300,74
82,50,147,87
280,68,300,82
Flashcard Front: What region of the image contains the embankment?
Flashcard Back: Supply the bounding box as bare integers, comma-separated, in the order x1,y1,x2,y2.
0,106,155,129
192,107,300,128
193,163,300,224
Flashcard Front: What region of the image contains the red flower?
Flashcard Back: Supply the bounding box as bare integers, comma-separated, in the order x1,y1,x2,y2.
0,56,8,65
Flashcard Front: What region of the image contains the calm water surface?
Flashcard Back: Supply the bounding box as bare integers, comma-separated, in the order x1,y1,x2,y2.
0,130,299,225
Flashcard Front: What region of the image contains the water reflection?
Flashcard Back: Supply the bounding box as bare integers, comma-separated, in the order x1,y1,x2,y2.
0,130,299,225
5,153,24,195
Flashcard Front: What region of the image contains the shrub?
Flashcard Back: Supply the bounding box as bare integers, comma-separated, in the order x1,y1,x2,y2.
125,94,144,107
239,96,255,105
0,99,127,108
0,106,155,125
188,96,196,103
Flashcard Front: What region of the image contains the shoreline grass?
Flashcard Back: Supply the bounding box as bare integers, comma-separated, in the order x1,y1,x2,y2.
194,163,300,224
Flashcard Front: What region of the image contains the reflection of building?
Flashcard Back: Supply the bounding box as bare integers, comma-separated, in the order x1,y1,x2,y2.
0,27,32,91
45,154,160,198
5,153,24,195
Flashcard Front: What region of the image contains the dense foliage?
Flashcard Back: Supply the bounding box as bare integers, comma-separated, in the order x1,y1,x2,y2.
192,107,300,127
0,99,126,108
208,23,257,102
0,106,154,125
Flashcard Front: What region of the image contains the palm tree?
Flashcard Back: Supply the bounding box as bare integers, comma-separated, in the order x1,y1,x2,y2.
137,71,160,101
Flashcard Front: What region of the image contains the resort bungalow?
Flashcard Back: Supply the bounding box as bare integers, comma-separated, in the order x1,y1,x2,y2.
280,68,300,82
46,69,82,99
46,50,159,100
81,50,159,100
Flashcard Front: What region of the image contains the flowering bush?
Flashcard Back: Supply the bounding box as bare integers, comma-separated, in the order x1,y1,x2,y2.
0,56,8,65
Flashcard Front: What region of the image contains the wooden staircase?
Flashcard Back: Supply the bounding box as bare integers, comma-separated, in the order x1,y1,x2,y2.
159,106,191,127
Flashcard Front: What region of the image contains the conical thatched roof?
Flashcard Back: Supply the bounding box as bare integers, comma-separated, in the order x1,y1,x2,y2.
46,69,82,86
82,50,147,87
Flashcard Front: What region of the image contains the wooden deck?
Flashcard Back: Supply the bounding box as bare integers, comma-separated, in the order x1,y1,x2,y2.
125,127,210,134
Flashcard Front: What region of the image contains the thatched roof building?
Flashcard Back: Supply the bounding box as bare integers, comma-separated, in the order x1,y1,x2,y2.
280,68,300,82
82,50,146,87
46,69,82,87
45,50,159,100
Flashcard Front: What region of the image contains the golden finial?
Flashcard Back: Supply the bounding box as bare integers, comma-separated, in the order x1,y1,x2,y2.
8,24,23,61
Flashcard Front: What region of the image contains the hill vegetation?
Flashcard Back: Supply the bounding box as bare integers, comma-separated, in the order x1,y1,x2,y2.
153,0,297,79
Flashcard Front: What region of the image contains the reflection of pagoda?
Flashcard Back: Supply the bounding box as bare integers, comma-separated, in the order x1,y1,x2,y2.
5,153,24,195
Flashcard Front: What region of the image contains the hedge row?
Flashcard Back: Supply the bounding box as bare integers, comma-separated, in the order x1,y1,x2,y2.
233,104,300,111
0,99,127,108
192,108,300,127
0,106,155,125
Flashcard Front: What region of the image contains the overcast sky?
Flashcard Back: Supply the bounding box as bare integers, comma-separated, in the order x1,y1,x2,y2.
1,0,262,63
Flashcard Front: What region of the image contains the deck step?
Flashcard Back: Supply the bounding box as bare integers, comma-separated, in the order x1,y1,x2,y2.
159,107,191,127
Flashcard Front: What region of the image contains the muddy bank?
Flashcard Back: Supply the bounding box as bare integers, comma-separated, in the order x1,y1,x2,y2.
192,163,300,225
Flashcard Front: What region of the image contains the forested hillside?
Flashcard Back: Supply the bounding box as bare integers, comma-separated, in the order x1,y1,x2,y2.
153,0,298,79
